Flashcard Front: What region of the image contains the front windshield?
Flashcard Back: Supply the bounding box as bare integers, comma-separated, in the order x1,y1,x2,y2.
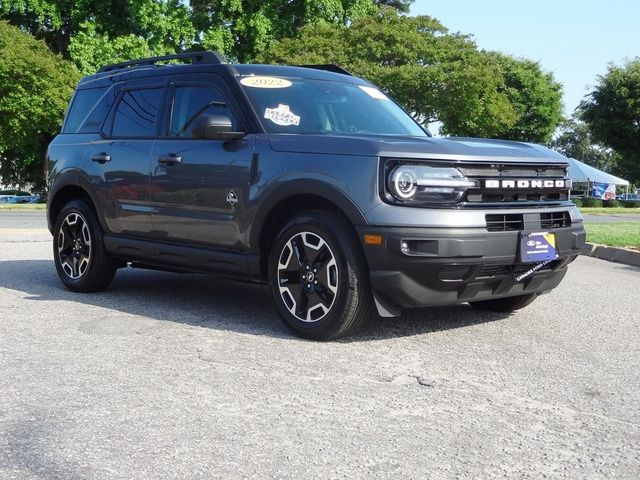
239,76,428,137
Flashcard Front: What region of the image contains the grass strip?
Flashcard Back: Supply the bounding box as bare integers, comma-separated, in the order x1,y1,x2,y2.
579,207,640,215
584,222,640,248
0,203,46,210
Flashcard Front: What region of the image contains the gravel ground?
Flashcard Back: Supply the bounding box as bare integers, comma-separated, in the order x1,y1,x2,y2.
0,227,639,480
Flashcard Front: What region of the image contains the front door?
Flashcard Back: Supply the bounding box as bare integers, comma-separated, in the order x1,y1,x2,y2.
150,75,254,249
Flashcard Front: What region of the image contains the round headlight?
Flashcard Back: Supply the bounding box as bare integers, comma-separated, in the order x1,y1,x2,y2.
389,166,418,199
386,163,478,205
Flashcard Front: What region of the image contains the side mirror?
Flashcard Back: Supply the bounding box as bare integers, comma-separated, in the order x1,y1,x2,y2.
192,115,246,141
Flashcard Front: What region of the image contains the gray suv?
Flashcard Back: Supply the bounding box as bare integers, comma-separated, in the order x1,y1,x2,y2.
46,52,586,340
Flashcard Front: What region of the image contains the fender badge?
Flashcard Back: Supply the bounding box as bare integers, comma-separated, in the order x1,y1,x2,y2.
226,189,238,206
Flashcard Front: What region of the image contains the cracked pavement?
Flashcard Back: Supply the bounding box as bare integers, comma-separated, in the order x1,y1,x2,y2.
0,221,639,479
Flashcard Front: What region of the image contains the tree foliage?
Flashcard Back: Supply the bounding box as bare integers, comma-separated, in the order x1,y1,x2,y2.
374,0,414,13
0,0,380,73
259,9,562,141
549,117,620,173
579,58,640,184
0,0,140,55
0,21,79,190
487,52,563,143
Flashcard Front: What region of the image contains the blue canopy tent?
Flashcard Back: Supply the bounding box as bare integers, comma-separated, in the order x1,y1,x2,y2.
567,158,629,198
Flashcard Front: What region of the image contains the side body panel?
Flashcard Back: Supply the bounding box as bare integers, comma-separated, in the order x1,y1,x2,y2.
150,136,255,248
149,73,255,249
83,136,155,236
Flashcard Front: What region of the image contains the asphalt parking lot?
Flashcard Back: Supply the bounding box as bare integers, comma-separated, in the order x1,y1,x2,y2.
582,213,640,223
1,215,639,479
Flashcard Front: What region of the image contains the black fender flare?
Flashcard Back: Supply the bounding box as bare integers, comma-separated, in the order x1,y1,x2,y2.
248,178,368,251
47,169,105,233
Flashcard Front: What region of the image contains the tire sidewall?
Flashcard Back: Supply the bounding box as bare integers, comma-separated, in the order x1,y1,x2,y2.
268,212,362,339
53,199,108,291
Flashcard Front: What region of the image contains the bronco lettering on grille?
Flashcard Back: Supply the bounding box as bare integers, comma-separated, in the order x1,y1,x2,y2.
484,179,569,189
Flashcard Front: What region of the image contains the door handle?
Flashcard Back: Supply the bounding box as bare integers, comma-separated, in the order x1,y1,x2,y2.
91,153,111,164
158,154,182,166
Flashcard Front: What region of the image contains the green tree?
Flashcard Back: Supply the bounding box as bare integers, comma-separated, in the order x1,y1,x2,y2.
549,117,620,173
1,0,383,72
579,59,640,184
191,0,376,63
0,0,196,74
486,52,563,143
259,9,562,140
0,21,79,190
0,0,137,55
374,0,414,13
67,0,197,75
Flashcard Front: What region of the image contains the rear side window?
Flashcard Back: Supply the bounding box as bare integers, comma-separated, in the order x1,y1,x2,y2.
77,85,118,134
111,88,164,138
63,88,106,133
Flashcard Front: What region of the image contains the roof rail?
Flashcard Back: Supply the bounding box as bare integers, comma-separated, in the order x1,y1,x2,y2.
299,64,353,76
97,51,227,73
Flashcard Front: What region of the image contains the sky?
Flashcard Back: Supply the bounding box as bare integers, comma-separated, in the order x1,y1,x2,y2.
410,0,640,117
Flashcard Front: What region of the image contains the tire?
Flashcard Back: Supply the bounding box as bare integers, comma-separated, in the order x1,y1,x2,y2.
469,293,538,312
53,199,116,292
268,210,372,341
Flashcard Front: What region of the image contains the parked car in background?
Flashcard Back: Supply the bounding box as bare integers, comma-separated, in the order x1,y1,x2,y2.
617,193,640,202
0,194,41,204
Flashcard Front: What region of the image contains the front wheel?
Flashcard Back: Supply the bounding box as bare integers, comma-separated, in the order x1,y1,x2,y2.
53,199,116,292
268,210,372,341
469,293,538,312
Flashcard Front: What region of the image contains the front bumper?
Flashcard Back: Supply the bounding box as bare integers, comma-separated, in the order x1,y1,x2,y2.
357,224,586,313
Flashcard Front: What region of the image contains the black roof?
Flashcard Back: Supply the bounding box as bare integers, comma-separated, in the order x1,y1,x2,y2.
78,51,363,88
97,51,227,73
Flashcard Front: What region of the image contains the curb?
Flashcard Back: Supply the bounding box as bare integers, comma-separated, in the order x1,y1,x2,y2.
581,243,640,268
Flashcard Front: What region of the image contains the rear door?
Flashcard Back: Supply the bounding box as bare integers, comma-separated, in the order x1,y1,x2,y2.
150,74,254,248
88,79,167,237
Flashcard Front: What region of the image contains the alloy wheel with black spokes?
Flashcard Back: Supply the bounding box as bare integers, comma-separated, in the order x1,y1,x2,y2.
57,212,92,280
277,231,339,322
53,199,116,292
268,210,372,340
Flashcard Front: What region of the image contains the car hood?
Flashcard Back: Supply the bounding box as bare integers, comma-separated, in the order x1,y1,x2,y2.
268,134,569,164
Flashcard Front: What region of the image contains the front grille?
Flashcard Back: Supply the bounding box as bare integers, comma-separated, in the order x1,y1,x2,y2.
466,191,568,203
457,163,570,206
540,211,571,229
486,214,524,232
485,211,571,231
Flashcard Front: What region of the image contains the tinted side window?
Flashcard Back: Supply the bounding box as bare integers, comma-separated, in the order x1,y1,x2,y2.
170,86,235,137
111,88,163,138
78,85,118,134
63,88,107,133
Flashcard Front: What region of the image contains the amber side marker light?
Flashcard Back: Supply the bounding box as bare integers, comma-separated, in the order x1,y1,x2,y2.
364,234,383,245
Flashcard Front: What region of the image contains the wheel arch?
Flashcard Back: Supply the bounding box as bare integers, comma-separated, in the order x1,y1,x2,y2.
251,181,368,279
47,173,102,234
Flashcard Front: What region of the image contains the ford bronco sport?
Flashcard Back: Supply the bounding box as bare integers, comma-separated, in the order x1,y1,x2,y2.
46,51,586,340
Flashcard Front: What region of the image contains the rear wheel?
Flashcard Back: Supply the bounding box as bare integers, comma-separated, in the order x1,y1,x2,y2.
469,293,538,312
53,199,116,292
268,210,372,340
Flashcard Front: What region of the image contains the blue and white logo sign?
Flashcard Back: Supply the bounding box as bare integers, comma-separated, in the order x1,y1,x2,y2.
592,181,616,200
